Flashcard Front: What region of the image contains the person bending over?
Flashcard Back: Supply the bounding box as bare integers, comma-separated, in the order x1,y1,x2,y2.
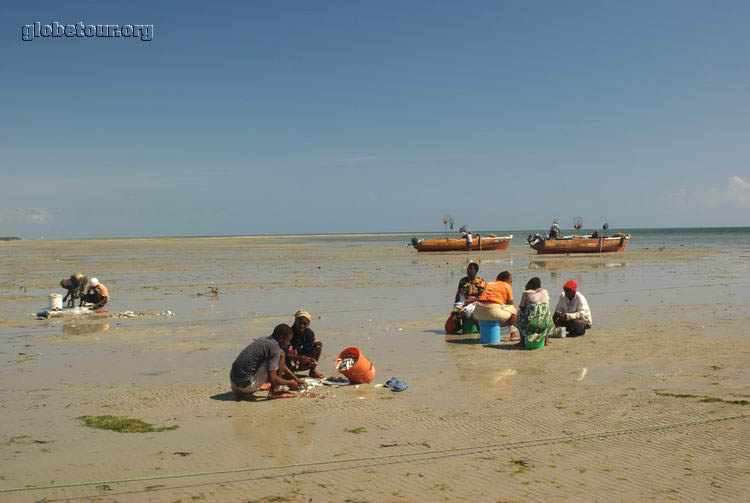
230,324,305,399
473,270,517,336
60,273,88,308
80,277,109,309
553,280,592,337
285,310,325,378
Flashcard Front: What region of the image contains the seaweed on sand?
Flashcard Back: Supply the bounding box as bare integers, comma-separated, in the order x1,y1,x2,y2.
78,415,178,433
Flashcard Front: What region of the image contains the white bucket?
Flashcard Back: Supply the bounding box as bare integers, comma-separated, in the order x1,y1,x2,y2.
49,293,63,310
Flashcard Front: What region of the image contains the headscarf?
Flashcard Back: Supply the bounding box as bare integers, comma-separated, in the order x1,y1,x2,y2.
89,277,100,287
563,280,577,293
295,310,311,322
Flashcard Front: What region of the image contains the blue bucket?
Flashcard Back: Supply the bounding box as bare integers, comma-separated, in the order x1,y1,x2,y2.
479,320,500,344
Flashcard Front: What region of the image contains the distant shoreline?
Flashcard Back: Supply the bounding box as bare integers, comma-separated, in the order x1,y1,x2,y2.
0,237,21,241
10,226,750,242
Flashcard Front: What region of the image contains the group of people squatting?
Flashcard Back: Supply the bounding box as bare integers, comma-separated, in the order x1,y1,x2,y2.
59,273,110,309
449,262,592,346
230,310,324,399
230,262,592,400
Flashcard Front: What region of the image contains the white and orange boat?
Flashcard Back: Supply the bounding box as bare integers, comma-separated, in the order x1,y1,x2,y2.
410,235,513,252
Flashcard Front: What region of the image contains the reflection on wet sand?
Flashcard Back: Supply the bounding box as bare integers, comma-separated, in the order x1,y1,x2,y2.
62,321,110,335
231,413,315,464
529,260,628,270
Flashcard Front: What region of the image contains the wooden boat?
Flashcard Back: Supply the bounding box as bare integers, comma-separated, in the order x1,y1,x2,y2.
528,234,630,254
411,235,513,252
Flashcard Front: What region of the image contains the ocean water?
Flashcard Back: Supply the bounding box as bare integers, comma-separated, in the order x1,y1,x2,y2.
275,227,750,250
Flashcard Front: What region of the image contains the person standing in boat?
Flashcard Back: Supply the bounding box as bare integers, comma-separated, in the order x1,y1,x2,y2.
549,219,561,239
553,280,592,337
460,225,473,249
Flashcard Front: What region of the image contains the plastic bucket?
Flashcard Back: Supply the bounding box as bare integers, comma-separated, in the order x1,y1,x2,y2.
335,347,375,384
462,318,479,335
49,293,63,310
524,337,545,350
479,321,500,344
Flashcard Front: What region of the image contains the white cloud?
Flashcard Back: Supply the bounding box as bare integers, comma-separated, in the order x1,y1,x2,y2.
0,208,54,225
664,176,750,212
729,175,750,190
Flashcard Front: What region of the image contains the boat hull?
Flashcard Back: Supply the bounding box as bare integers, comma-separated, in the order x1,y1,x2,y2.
412,236,512,252
531,235,630,254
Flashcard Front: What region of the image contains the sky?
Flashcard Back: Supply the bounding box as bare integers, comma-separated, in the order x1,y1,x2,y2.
1,1,749,239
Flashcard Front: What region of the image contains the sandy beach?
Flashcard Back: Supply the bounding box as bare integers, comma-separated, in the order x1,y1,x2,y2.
1,236,749,502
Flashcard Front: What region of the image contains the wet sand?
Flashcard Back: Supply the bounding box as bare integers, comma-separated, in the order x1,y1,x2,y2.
1,237,750,502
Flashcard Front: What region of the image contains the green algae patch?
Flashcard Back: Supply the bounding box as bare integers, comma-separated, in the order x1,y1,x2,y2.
655,391,750,405
78,415,178,433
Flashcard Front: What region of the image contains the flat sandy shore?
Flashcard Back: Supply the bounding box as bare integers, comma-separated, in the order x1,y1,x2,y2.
1,237,749,502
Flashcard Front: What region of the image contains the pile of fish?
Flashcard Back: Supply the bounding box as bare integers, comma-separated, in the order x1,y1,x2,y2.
336,356,357,371
111,311,144,319
111,310,175,319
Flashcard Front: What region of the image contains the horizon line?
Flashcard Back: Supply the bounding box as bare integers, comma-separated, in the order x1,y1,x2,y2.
5,225,750,242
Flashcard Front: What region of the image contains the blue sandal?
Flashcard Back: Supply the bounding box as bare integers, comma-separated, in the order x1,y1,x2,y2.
384,377,408,392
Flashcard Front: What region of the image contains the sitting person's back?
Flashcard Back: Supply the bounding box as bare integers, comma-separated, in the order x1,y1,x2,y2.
479,279,513,305
474,270,517,325
518,277,554,346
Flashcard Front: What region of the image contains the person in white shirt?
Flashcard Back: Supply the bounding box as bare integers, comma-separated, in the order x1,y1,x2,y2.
549,219,561,239
553,280,592,336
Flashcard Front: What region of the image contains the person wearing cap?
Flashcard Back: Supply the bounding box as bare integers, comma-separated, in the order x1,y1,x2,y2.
553,280,592,337
285,310,325,378
60,273,88,308
80,277,109,309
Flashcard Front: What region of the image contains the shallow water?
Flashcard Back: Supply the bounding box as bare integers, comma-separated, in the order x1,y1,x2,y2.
1,235,749,388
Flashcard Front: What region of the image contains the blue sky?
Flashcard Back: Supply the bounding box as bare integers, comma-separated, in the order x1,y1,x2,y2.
1,1,748,238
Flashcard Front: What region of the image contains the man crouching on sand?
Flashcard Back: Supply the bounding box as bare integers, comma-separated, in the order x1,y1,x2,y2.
286,310,325,378
230,324,306,399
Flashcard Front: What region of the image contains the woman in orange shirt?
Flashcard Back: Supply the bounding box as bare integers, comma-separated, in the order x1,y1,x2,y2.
473,270,517,327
